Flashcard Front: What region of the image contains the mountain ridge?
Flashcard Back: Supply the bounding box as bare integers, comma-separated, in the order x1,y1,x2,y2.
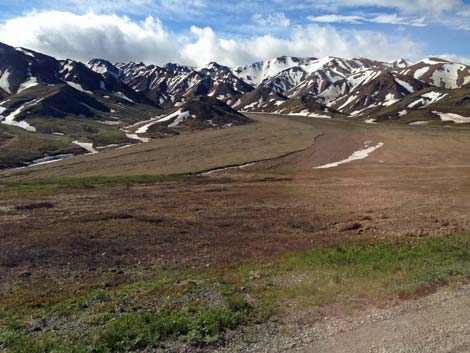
2,41,470,168
85,53,470,117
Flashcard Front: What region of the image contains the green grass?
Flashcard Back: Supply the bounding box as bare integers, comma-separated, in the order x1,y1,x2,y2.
0,125,79,169
1,301,251,353
28,116,131,146
1,271,253,353
2,233,470,352
262,233,470,308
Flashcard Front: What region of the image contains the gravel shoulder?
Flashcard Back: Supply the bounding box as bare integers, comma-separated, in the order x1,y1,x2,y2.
216,283,470,353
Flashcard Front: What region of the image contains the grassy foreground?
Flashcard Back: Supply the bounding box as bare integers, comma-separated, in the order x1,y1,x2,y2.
2,233,470,352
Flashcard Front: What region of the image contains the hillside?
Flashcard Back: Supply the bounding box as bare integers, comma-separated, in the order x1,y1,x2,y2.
135,96,252,138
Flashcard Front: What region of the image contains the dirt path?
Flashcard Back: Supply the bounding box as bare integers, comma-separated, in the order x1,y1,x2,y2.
217,284,470,353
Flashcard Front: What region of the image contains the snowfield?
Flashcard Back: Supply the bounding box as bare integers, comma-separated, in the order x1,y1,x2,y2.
431,63,467,89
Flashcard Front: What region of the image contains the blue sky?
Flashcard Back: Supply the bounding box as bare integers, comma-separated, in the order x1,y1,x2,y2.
0,0,469,66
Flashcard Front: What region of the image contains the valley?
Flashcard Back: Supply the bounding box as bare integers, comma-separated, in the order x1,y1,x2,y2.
2,113,470,352
2,40,470,353
3,42,470,170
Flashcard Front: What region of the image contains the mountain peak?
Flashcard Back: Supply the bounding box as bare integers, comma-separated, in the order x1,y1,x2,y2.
87,58,122,78
391,58,412,68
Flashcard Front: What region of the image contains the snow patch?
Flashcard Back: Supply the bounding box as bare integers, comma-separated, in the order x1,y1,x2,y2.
409,121,429,125
414,67,429,80
202,162,257,175
0,101,37,131
114,92,134,103
72,140,97,154
124,133,149,143
0,70,11,94
16,47,35,57
338,94,358,111
156,109,186,123
407,91,447,108
18,69,38,93
66,82,92,94
29,154,75,167
294,109,330,118
394,78,414,93
168,111,193,128
433,111,470,124
421,58,447,65
383,93,398,107
314,142,384,169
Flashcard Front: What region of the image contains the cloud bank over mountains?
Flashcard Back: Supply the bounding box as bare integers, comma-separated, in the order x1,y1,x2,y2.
0,11,421,66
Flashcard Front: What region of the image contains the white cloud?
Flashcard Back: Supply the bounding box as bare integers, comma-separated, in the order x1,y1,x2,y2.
182,23,422,66
333,0,463,15
252,12,291,28
369,14,426,27
247,0,464,16
308,13,426,27
434,54,470,66
44,0,208,16
307,14,364,24
0,11,183,64
181,26,254,67
0,11,422,67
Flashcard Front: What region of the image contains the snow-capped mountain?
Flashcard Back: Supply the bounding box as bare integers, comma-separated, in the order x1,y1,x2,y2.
233,56,319,86
87,58,122,79
397,58,470,89
110,51,470,125
0,39,470,141
109,60,254,107
0,42,164,163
